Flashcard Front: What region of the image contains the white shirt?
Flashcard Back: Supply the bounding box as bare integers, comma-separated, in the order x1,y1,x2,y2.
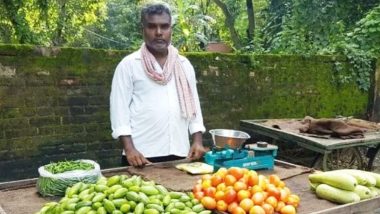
110,50,206,158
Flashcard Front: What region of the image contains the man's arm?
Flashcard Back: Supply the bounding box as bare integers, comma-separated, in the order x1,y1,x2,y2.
120,135,151,167
187,131,207,160
111,60,150,167
183,59,207,160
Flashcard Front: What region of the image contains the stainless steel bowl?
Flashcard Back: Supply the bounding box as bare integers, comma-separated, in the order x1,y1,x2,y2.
209,129,250,149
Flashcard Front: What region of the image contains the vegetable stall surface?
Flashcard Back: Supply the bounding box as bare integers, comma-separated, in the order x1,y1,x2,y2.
3,161,380,214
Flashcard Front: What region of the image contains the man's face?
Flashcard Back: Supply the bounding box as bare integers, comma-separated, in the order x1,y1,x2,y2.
142,13,172,55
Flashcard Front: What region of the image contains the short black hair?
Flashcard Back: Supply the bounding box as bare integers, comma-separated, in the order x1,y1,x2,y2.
140,3,172,26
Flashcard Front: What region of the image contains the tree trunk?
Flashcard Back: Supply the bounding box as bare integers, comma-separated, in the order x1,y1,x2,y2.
212,0,242,49
53,0,67,46
246,0,255,42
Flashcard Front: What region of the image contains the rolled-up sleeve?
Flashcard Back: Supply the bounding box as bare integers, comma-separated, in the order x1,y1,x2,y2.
185,60,206,135
110,60,133,139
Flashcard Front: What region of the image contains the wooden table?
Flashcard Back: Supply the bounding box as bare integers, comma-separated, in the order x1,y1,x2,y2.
1,160,380,214
240,119,380,171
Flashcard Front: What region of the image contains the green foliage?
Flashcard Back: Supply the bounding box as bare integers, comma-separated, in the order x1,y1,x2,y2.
0,0,268,51
84,0,142,50
74,0,221,51
0,0,379,92
51,0,108,46
330,4,380,90
262,0,379,54
0,0,107,46
171,0,217,51
259,0,380,91
346,4,380,55
260,0,291,50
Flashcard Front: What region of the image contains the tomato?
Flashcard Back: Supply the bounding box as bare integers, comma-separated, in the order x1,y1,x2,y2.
266,185,281,200
211,174,223,187
247,171,259,186
262,203,275,214
192,183,202,194
224,188,237,204
258,175,268,190
215,190,225,201
228,202,239,213
216,182,226,191
239,198,254,212
286,194,300,207
277,180,286,188
251,192,265,206
228,167,244,180
201,196,217,210
280,189,289,203
234,181,248,192
225,185,235,191
269,174,281,186
225,174,237,186
249,205,266,214
275,201,286,212
242,168,250,175
204,186,216,198
201,179,212,190
216,200,228,212
237,189,251,202
202,174,212,180
280,205,296,214
216,167,228,178
239,174,249,184
283,187,291,195
194,191,204,200
265,196,278,209
232,206,246,214
251,185,263,195
261,191,268,200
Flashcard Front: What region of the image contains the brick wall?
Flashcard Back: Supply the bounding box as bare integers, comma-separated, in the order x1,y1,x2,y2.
0,45,375,181
0,45,126,181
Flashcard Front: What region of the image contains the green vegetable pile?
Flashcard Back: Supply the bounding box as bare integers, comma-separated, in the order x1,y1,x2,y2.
44,160,95,174
309,169,380,204
37,160,100,197
36,175,210,214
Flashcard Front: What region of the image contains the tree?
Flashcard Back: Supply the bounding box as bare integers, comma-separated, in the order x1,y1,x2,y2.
211,0,242,48
246,0,255,42
260,0,292,50
171,0,216,51
84,0,142,50
0,0,107,46
262,0,380,54
0,0,36,43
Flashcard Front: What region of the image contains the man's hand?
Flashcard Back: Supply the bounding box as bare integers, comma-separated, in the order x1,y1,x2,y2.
187,132,207,160
120,135,151,167
188,142,207,160
125,147,151,167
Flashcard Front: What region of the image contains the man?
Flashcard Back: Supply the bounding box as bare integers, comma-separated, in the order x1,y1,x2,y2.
110,2,207,167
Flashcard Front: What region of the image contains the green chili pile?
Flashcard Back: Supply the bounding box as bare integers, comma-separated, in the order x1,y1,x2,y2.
44,160,95,174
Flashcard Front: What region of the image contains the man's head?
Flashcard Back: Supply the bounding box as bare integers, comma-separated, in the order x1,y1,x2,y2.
141,3,172,55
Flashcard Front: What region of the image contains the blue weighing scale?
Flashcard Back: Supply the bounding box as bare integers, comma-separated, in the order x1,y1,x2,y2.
204,129,278,171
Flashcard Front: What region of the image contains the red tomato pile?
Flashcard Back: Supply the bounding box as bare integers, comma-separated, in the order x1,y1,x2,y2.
192,167,300,214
